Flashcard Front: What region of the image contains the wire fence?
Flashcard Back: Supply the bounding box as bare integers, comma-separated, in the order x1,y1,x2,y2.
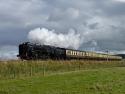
0,60,125,79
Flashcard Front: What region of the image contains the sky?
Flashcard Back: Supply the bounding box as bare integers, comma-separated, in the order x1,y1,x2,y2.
0,0,125,59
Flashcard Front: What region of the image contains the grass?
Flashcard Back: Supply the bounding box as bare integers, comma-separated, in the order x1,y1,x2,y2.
0,60,125,79
0,60,125,94
0,67,125,94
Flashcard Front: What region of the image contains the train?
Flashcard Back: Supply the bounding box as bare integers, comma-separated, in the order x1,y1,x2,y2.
18,42,122,61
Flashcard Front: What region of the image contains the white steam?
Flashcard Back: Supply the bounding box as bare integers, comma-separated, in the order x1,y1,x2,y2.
28,28,81,49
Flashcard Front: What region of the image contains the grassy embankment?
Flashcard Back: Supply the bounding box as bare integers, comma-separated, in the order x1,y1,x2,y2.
0,67,125,94
0,60,125,79
0,60,125,94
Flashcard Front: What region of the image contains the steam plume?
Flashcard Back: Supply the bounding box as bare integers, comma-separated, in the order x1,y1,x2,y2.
28,28,81,49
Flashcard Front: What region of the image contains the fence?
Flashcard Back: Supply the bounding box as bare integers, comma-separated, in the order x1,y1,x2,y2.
0,60,124,79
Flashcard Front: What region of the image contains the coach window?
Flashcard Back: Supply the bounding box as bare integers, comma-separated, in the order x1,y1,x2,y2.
80,52,82,56
76,52,78,55
78,52,80,56
68,50,70,55
70,51,71,55
73,51,74,55
79,52,80,56
88,52,90,56
91,53,93,57
77,52,78,55
85,52,87,56
71,51,72,55
82,52,84,56
86,52,88,56
85,52,86,56
69,51,71,55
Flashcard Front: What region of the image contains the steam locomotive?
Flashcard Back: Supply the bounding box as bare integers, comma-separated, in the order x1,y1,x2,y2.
18,42,122,61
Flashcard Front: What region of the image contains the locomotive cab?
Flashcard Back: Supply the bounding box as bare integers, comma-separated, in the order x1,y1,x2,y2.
18,42,31,59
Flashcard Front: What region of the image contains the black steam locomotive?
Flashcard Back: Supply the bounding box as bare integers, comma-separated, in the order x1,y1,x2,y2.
18,42,122,60
18,42,66,60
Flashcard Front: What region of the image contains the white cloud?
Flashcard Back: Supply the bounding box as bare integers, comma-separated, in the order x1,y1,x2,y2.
114,0,125,2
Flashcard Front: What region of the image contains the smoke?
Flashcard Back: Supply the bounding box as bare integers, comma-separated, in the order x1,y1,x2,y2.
28,28,81,49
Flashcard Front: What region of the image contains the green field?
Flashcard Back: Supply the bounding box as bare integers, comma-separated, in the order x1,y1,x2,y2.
0,67,125,94
0,60,125,94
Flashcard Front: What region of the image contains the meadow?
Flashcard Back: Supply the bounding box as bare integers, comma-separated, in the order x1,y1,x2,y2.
0,60,124,79
0,60,125,94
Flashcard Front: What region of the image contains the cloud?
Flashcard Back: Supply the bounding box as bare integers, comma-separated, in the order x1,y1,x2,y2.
0,0,125,59
114,0,125,2
0,45,18,60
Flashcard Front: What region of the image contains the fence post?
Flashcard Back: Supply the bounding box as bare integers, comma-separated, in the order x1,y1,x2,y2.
43,63,45,76
30,64,32,77
79,61,81,70
13,69,16,79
